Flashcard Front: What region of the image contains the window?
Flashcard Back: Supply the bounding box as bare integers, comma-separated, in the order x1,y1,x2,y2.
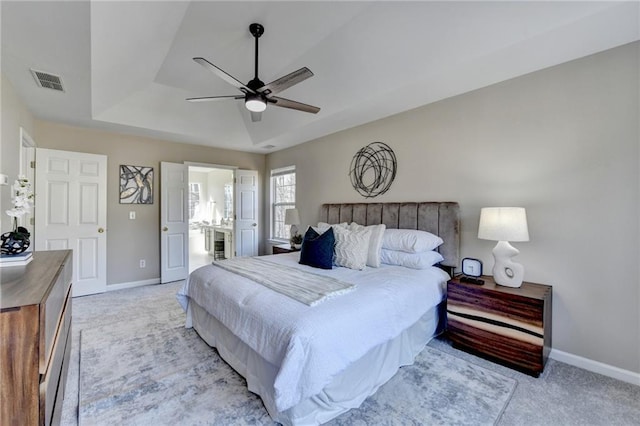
188,183,201,220
223,183,233,219
271,166,296,240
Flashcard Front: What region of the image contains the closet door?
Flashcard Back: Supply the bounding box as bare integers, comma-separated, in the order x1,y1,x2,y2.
35,148,107,296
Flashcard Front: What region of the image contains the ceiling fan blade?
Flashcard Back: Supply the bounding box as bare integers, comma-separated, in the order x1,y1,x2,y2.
269,96,320,114
193,57,254,93
186,95,244,102
250,111,262,122
258,67,314,96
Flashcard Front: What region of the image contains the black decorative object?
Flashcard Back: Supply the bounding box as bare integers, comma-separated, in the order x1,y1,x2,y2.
349,142,397,198
1,225,31,255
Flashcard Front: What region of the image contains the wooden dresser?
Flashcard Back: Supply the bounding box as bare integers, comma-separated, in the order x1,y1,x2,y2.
1,250,73,425
447,275,552,377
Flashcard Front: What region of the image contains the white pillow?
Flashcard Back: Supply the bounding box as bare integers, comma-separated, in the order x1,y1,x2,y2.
348,222,386,268
332,225,372,270
382,229,443,253
380,249,444,269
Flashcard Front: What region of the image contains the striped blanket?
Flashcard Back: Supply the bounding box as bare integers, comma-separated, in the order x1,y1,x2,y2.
212,257,355,306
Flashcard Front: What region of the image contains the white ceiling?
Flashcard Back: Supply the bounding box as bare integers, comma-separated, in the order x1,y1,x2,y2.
2,1,638,153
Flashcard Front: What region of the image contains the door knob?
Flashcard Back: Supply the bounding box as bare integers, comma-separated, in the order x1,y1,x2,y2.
163,226,168,232
98,228,104,233
252,223,257,227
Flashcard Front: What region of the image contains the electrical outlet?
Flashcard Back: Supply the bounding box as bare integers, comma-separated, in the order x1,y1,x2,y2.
139,259,146,268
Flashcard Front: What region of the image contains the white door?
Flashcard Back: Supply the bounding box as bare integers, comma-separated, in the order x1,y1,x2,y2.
160,162,188,283
234,170,259,257
35,148,107,297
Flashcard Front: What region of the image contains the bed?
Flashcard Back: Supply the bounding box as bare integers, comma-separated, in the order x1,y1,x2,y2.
177,202,460,425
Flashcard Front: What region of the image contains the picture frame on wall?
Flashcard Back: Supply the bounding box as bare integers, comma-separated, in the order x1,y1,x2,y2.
119,165,154,204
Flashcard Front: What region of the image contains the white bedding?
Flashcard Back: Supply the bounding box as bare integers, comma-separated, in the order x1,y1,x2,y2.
176,252,448,413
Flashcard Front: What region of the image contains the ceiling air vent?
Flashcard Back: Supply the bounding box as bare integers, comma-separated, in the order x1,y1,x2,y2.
263,145,276,149
30,69,65,92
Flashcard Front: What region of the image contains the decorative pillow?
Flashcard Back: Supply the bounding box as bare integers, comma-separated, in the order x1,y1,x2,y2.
332,225,372,270
299,227,335,270
382,229,443,253
380,249,444,269
348,222,386,268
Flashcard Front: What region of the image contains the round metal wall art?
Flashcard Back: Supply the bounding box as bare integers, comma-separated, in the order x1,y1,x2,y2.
349,142,397,198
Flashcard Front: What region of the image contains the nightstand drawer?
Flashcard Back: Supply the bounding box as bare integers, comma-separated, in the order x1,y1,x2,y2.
447,276,552,377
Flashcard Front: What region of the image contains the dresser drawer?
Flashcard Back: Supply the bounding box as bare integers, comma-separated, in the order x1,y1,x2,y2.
40,257,72,374
40,285,71,426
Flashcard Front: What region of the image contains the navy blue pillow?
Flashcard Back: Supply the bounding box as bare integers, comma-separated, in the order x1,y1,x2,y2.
299,227,335,269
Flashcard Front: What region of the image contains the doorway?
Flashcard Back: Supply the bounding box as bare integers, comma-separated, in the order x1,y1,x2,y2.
187,165,235,273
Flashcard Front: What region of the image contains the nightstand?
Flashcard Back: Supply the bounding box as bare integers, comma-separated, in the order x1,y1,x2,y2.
446,275,552,377
272,244,300,255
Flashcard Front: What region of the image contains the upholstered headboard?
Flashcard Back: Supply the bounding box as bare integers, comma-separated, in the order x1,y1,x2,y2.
319,202,460,268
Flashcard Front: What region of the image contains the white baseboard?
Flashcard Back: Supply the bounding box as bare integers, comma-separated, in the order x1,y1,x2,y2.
550,348,640,386
106,278,160,292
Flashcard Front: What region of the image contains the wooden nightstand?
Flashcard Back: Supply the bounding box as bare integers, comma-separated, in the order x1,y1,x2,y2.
446,275,552,377
272,244,300,255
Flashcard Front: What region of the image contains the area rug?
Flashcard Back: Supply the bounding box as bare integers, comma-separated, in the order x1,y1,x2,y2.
79,320,516,426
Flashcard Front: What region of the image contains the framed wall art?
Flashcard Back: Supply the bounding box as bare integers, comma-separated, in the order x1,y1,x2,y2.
349,142,397,198
119,165,154,204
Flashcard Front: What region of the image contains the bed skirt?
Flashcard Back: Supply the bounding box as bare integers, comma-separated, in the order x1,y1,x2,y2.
186,300,443,425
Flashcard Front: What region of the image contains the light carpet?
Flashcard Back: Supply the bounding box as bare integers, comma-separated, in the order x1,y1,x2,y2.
79,317,516,425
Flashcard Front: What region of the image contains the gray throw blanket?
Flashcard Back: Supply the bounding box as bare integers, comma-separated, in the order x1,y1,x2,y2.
212,257,355,306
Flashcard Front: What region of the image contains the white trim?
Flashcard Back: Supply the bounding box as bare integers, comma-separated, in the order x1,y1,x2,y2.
105,278,161,292
270,165,295,177
550,348,640,386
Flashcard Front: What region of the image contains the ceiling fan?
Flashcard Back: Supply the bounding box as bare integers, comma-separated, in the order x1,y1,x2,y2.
187,23,320,122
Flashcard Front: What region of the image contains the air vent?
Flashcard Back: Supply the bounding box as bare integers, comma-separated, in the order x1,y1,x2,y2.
30,69,65,92
263,145,276,149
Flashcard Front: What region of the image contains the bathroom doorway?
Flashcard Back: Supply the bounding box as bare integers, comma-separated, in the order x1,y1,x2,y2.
187,165,235,273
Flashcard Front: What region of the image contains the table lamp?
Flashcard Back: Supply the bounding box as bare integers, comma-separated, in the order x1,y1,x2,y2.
284,208,301,245
478,207,529,287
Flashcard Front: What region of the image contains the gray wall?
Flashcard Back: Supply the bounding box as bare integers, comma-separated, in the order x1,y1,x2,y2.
33,120,265,286
265,42,640,374
0,74,35,234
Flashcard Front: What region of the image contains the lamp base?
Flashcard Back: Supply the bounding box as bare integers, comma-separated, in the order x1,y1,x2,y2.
492,240,524,288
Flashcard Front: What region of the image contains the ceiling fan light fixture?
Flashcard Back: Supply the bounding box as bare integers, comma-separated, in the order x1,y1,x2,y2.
245,95,266,112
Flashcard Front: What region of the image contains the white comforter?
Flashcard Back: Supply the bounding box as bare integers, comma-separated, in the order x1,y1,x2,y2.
176,253,448,412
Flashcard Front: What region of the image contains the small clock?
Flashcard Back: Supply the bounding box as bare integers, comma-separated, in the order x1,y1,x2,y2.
462,257,483,277
461,258,484,285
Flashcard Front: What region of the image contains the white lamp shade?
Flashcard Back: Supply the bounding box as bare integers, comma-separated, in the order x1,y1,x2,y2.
478,207,529,242
284,208,300,225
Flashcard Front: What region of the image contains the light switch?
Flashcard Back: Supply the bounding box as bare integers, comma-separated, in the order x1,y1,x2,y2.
129,211,136,220
0,174,8,185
